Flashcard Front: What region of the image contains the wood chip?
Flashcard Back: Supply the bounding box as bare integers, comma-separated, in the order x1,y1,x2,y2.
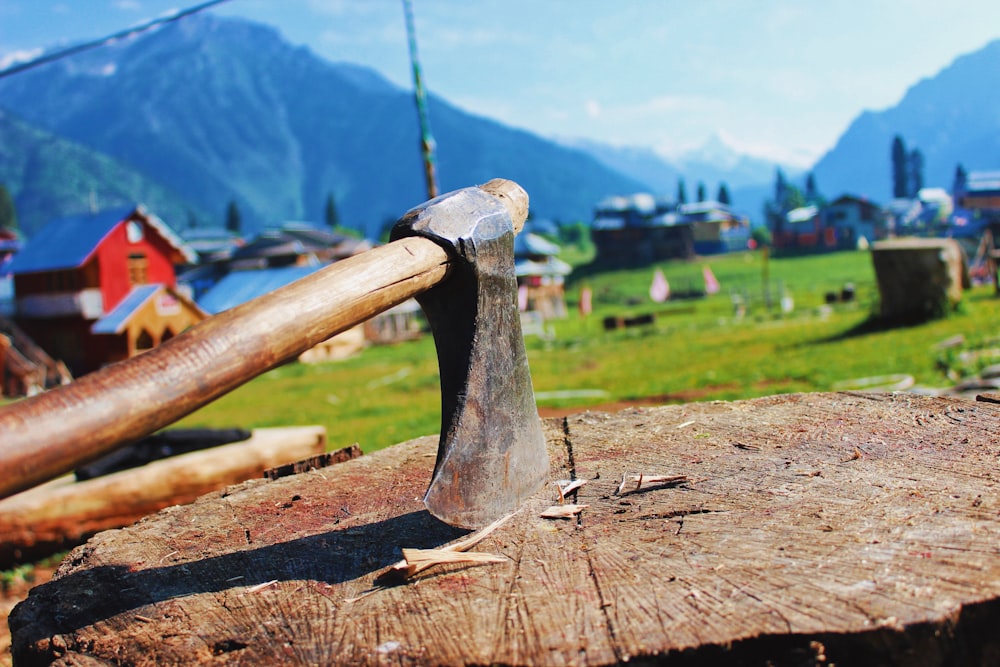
555,479,586,501
399,548,506,574
245,579,278,594
374,512,515,584
616,473,688,496
540,504,588,519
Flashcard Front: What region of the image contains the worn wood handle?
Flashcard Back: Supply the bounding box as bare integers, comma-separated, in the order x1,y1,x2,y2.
0,179,528,499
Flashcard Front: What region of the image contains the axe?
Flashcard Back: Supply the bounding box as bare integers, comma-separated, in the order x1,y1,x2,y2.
0,179,549,529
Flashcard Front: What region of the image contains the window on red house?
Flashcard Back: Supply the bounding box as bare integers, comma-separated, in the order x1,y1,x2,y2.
128,253,149,285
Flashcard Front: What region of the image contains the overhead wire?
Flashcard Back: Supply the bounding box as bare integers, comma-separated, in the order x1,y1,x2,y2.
0,0,234,80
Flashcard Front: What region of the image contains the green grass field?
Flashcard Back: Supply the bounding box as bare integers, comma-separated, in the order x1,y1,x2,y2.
176,248,1000,453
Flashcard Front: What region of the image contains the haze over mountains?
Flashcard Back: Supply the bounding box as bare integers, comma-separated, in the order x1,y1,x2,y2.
0,13,997,239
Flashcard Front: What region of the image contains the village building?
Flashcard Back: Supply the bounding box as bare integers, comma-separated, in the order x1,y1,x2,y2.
678,200,751,255
514,232,571,320
8,206,205,376
822,195,888,249
591,194,694,264
772,205,838,250
953,170,1000,234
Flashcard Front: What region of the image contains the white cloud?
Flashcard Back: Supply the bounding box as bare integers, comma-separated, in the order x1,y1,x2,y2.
584,100,601,118
114,0,141,10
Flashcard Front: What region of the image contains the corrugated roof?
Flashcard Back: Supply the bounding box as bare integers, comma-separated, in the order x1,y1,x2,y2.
91,284,161,334
516,256,572,277
515,233,561,258
198,265,321,315
9,207,134,274
786,206,819,224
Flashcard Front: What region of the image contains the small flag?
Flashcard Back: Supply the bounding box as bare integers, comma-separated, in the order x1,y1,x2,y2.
579,286,593,317
650,268,670,303
703,265,720,294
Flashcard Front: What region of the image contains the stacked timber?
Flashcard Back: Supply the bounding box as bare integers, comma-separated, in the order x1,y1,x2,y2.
0,426,342,566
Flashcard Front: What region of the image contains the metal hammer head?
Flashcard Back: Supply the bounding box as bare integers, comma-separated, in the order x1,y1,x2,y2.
390,180,548,529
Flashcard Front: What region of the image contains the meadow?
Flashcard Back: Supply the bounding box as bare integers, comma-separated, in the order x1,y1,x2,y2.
177,247,1000,453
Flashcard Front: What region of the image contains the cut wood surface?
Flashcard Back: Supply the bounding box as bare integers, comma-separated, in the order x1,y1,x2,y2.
11,393,1000,666
0,426,335,566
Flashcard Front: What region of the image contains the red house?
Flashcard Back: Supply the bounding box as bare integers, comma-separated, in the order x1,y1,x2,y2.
10,206,205,376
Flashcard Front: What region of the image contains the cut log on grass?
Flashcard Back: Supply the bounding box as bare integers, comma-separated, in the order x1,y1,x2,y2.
0,426,340,567
11,393,1000,665
872,238,969,321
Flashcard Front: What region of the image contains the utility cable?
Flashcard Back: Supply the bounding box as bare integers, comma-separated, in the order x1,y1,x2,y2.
0,0,234,80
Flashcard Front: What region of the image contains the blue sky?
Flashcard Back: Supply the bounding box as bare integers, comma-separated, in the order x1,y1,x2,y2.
2,1,999,168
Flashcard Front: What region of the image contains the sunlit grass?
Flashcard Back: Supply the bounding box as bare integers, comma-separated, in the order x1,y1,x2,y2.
177,249,1000,452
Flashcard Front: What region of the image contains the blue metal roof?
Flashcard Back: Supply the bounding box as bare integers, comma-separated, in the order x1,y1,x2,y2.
91,284,162,334
514,233,561,258
198,266,321,315
9,207,135,274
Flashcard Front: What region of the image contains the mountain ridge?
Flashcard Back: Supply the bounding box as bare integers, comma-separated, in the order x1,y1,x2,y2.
0,14,648,239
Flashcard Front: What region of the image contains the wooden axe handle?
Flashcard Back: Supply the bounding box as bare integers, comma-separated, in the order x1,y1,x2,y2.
0,179,526,500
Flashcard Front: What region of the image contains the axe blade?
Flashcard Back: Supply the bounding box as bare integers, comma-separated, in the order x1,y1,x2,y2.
391,182,548,529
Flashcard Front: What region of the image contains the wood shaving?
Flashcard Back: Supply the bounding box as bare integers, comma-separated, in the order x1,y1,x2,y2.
375,512,515,584
555,478,586,501
616,473,688,496
540,503,588,519
398,548,506,575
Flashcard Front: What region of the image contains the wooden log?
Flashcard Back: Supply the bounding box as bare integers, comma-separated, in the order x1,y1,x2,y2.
10,393,1000,665
0,426,338,566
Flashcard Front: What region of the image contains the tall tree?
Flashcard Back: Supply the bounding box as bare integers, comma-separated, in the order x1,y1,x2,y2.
953,163,968,199
324,192,340,230
774,168,788,205
717,183,731,205
0,184,17,234
676,178,687,206
225,200,241,235
696,182,706,202
891,135,908,198
908,149,924,198
805,173,818,202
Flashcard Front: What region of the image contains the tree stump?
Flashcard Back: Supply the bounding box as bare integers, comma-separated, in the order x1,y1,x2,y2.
871,238,968,321
11,392,1000,666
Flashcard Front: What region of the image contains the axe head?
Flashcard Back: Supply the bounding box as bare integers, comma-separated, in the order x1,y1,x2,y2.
391,181,548,529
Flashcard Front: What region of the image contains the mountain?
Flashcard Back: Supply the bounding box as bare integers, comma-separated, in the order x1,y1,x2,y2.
0,108,206,236
0,14,646,239
565,134,800,219
812,39,1000,203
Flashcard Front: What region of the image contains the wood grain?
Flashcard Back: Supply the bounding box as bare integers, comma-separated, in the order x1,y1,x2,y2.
11,392,1000,665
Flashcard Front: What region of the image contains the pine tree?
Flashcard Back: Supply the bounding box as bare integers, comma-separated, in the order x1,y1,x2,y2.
696,182,706,202
225,201,241,235
717,183,731,205
676,178,687,205
0,184,17,234
891,135,908,198
908,149,924,198
324,193,340,230
805,173,818,202
774,168,788,204
953,163,968,200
